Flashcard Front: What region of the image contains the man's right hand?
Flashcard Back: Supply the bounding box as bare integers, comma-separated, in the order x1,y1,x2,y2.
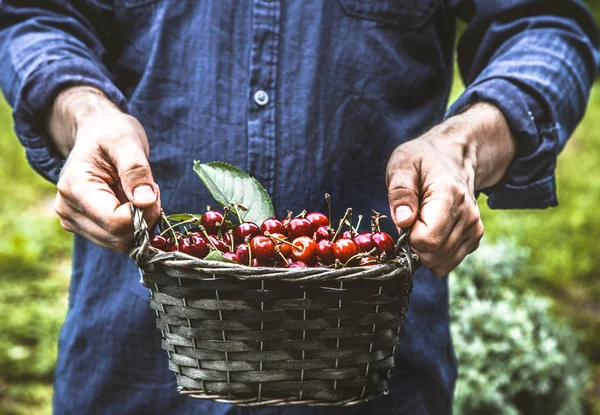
48,86,160,253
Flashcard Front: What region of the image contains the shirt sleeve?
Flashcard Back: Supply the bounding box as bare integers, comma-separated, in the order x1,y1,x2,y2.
446,0,600,209
0,1,127,184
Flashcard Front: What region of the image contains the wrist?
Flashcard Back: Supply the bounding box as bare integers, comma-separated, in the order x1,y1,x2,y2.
47,86,122,157
438,102,517,190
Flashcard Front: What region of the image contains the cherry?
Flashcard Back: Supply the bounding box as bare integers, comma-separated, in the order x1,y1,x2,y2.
252,258,274,267
208,235,231,253
372,232,394,259
222,252,241,264
250,235,276,262
342,230,353,240
179,232,209,258
235,244,250,266
261,218,286,235
270,232,292,257
287,260,308,269
291,236,318,264
360,256,378,266
317,239,335,265
234,222,261,245
354,232,375,253
286,218,314,240
150,234,169,251
334,238,359,264
306,212,329,228
222,231,234,250
315,226,332,241
201,210,225,234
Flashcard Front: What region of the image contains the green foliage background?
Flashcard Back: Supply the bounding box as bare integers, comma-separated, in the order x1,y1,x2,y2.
1,6,600,412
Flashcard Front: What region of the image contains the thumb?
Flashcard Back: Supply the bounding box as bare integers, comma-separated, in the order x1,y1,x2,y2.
110,145,158,208
387,167,420,228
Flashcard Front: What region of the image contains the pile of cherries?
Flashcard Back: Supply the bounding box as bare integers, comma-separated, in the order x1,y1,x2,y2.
149,202,396,269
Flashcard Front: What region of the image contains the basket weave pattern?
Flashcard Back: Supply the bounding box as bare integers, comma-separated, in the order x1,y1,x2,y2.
130,207,418,406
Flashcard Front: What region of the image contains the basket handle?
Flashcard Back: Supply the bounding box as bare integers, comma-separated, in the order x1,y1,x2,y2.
130,205,151,268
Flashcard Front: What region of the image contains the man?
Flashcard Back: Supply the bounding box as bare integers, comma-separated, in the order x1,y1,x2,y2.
0,1,597,414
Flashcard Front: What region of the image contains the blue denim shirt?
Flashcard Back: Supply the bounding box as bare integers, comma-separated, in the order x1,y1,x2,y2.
0,1,598,414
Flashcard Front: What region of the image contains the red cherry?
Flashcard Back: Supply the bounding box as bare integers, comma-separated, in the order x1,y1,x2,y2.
270,232,292,257
209,235,231,253
317,239,335,265
372,232,394,259
342,230,353,240
291,236,318,264
150,234,169,251
201,211,225,234
252,258,274,267
179,234,209,259
360,256,378,266
222,231,234,250
334,238,359,264
287,260,308,269
223,252,241,264
306,212,329,228
235,244,250,266
261,218,286,235
315,226,332,241
234,222,261,245
250,235,276,262
168,234,182,251
286,218,314,240
354,232,375,253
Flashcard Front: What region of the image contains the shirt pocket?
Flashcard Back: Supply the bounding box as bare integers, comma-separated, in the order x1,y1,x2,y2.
337,0,439,29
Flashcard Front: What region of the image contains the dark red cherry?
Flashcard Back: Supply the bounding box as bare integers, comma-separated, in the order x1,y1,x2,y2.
306,212,329,228
286,218,314,240
317,239,335,265
209,235,231,253
223,252,241,264
360,256,378,266
234,222,261,245
342,230,353,240
261,218,286,235
150,234,169,251
334,238,359,265
222,231,234,250
354,232,375,253
287,260,308,269
201,210,224,234
315,226,332,241
250,235,276,262
179,233,210,259
291,236,317,264
372,232,394,259
235,243,250,266
252,258,274,267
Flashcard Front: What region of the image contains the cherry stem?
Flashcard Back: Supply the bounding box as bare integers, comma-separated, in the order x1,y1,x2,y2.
227,230,234,251
325,193,332,228
160,210,179,251
246,241,253,266
274,245,290,265
370,210,387,233
295,210,307,218
265,232,299,251
217,206,230,238
342,250,374,268
159,217,199,236
198,226,219,251
355,215,363,233
231,204,243,224
332,208,352,242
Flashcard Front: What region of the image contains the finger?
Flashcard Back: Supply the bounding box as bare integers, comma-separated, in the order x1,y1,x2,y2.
409,191,458,253
413,205,483,268
430,237,481,277
106,134,158,208
387,160,420,228
60,210,135,253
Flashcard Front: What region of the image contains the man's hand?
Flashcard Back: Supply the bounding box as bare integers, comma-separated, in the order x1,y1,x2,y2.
386,103,516,276
48,86,160,253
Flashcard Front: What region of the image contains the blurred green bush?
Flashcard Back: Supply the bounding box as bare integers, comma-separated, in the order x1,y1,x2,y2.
450,241,589,414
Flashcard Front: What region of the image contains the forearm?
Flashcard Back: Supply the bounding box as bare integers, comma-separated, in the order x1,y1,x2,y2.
436,102,517,191
47,86,122,157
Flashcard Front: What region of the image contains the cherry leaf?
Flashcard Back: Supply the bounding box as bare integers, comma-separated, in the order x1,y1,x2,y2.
166,213,201,222
204,251,238,264
193,161,275,224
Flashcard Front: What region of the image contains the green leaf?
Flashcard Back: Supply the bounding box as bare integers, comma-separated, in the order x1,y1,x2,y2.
166,213,202,222
204,250,238,264
193,161,275,224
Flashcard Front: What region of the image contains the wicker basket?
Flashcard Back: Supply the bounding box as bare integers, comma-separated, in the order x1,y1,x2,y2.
129,206,419,407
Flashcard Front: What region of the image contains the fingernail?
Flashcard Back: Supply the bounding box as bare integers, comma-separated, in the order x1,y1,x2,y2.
394,205,413,222
133,185,155,204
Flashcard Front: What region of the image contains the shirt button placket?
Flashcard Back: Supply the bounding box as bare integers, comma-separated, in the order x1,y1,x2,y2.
247,0,280,195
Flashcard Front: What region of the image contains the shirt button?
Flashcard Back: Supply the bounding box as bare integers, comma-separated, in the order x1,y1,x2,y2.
254,90,269,106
